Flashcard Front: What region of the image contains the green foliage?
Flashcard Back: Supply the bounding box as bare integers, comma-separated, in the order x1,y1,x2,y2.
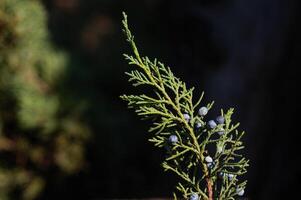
121,13,249,200
0,0,90,199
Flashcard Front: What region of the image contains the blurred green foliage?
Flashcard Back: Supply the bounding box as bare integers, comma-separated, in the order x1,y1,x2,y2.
0,0,90,199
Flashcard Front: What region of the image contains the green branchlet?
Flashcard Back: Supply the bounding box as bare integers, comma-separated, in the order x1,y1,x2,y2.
121,12,249,200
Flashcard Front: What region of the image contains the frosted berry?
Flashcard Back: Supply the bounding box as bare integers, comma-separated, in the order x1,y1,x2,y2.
216,115,225,124
205,156,213,163
236,188,245,196
217,128,225,136
207,162,215,169
183,113,190,122
195,122,202,129
169,135,178,144
228,173,234,181
189,193,199,200
208,120,217,129
198,107,208,116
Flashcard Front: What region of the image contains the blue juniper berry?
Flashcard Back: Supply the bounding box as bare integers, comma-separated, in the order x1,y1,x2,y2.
205,156,213,163
227,173,234,181
217,128,225,136
216,115,225,124
195,122,202,129
236,187,245,196
183,113,190,122
189,193,199,200
207,162,215,169
169,135,178,144
198,107,208,116
208,120,217,129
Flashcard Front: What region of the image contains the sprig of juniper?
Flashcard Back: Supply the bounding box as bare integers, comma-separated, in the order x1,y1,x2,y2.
120,12,249,200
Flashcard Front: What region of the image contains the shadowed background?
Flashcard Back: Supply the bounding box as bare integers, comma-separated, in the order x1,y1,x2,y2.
0,0,298,199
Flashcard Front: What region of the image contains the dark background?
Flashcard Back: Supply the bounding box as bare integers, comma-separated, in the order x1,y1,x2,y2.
5,0,299,199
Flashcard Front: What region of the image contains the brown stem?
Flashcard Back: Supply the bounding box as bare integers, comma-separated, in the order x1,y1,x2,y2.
206,177,213,200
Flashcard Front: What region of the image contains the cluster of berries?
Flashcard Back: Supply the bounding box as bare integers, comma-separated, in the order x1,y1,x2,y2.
189,188,244,200
168,107,244,198
168,107,226,145
203,159,244,197
189,187,244,200
205,155,215,169
196,107,225,136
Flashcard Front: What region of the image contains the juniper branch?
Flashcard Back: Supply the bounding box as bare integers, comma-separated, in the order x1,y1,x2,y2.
121,12,249,200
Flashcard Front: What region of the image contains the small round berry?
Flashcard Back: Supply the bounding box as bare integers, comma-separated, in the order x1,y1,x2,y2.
228,173,234,181
198,107,208,116
216,115,225,124
189,193,199,200
208,120,217,129
217,128,225,136
169,135,178,144
195,122,202,129
205,156,213,163
236,188,244,196
207,162,214,169
183,113,190,122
